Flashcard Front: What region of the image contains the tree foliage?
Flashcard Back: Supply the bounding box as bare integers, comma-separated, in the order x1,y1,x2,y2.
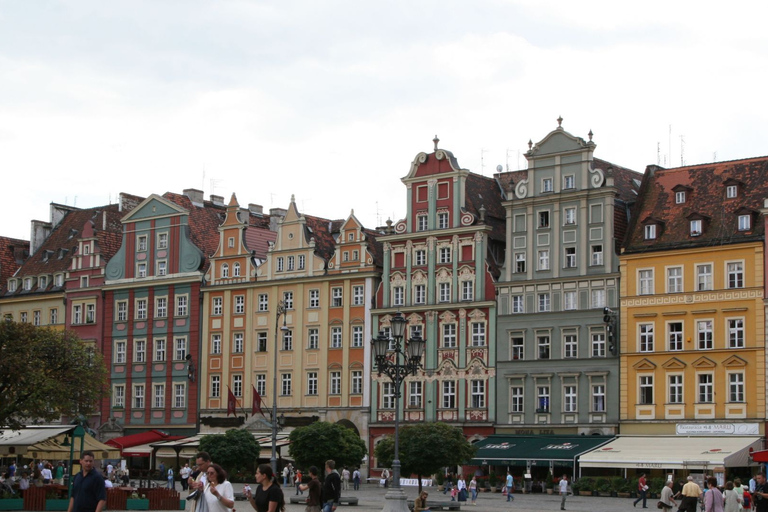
0,322,108,430
374,422,477,492
289,421,367,473
198,429,261,475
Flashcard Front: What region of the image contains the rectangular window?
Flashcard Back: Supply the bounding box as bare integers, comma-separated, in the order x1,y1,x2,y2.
287,256,294,270
330,327,342,348
442,323,457,348
439,282,451,302
538,250,550,270
563,385,577,412
728,319,744,348
154,339,166,361
562,291,577,310
212,297,223,316
50,308,58,325
414,284,426,304
537,334,550,359
84,305,94,324
156,297,167,318
174,337,187,360
258,294,269,311
304,289,318,308
510,335,524,360
115,340,126,363
462,281,474,301
257,332,268,352
697,264,713,290
135,339,146,363
276,257,284,272
738,215,751,231
471,323,486,346
332,287,343,307
563,333,577,358
471,380,485,408
33,310,41,326
158,233,168,249
591,289,605,309
352,371,362,394
538,293,550,312
668,322,683,351
352,326,363,347
592,332,606,357
307,372,318,395
157,261,167,276
393,286,404,306
639,323,654,352
512,295,524,313
537,386,550,412
137,263,147,278
676,191,686,204
727,185,738,198
234,295,245,314
698,374,713,403
81,276,89,288
283,291,293,309
669,375,683,404
211,334,221,354
639,375,653,404
438,212,449,229
639,269,654,295
564,207,576,225
564,247,576,268
690,219,702,236
211,376,220,398
415,250,426,266
697,320,713,350
256,375,266,397
298,254,306,269
515,253,526,273
510,386,524,413
114,385,125,408
233,333,244,353
73,304,82,324
729,373,744,402
563,175,574,189
591,245,603,266
308,328,319,349
134,385,145,408
644,224,657,240
442,381,456,408
667,267,683,293
727,262,744,288
232,376,241,399
539,210,550,228
409,381,423,407
281,373,292,395
176,295,188,316
417,215,428,231
20,312,27,323
174,383,186,408
136,299,147,319
154,384,165,408
282,329,293,351
330,371,341,395
382,382,395,409
353,286,364,305
542,178,553,193
439,247,451,264
592,385,606,412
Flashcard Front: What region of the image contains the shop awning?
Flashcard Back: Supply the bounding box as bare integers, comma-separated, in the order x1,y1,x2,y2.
469,435,614,467
153,435,204,459
578,436,762,470
0,426,120,459
750,448,768,463
106,429,183,455
121,443,156,458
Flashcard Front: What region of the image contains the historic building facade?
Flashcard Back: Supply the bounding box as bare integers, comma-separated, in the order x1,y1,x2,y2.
370,139,505,472
620,156,768,435
494,122,641,436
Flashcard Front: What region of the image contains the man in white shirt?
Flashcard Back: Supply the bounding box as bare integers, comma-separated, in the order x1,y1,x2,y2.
180,464,191,491
559,475,569,511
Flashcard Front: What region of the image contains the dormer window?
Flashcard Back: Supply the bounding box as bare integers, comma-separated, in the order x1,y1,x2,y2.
8,280,17,292
675,191,686,204
348,233,354,241
727,185,738,198
738,215,751,231
83,245,90,255
644,224,657,240
24,278,32,290
55,274,64,287
228,237,235,248
690,219,702,236
39,276,47,289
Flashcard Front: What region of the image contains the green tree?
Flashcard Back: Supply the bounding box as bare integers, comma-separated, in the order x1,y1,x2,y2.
289,421,367,474
199,429,261,476
0,322,108,430
374,422,477,493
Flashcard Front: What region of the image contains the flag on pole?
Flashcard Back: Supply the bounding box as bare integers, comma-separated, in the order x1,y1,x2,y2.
227,386,237,417
252,386,264,416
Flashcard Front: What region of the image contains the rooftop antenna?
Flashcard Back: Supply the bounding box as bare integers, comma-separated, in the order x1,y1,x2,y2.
202,164,206,191
680,135,685,166
668,125,672,168
480,148,488,176
74,196,78,207
209,178,223,196
657,142,661,165
713,151,717,162
270,193,276,207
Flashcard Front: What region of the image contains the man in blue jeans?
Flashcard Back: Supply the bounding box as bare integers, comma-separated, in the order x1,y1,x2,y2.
506,471,514,501
322,460,341,512
634,473,648,508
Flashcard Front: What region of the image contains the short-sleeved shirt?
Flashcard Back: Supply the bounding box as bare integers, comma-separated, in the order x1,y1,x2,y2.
559,479,568,494
754,483,768,512
71,470,107,512
254,482,283,512
506,475,513,487
307,479,321,506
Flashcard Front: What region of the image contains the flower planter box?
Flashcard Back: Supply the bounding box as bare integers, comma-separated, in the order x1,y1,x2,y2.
579,491,592,496
0,499,24,511
46,499,70,510
126,498,150,510
546,488,554,494
618,492,631,498
179,499,186,510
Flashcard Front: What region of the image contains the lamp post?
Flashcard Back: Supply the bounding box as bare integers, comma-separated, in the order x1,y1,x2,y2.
371,311,425,512
66,424,86,499
271,300,288,474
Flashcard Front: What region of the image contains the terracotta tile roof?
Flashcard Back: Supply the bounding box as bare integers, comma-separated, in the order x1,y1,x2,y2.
362,227,384,269
623,155,768,254
0,236,30,292
593,158,644,254
464,173,507,241
3,204,126,296
303,215,342,262
163,192,229,271
245,228,277,260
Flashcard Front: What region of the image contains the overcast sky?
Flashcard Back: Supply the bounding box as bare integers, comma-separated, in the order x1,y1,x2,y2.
1,1,767,241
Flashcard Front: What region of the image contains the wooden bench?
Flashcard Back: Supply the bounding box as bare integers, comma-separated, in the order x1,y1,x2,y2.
407,500,461,511
289,496,359,506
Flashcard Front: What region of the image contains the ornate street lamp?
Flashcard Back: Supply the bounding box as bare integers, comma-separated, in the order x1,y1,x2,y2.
271,300,288,474
372,311,425,512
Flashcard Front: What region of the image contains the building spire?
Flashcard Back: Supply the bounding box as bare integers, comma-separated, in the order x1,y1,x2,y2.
433,135,439,151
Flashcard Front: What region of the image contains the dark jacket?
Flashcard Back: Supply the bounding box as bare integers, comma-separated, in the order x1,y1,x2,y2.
322,471,341,504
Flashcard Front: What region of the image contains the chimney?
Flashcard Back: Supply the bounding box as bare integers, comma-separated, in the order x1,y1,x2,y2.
119,192,141,213
29,220,52,256
269,207,287,232
183,188,204,206
248,204,263,216
210,194,225,206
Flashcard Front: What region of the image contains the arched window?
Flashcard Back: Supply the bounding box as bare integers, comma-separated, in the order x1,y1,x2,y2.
221,263,229,278
233,262,241,277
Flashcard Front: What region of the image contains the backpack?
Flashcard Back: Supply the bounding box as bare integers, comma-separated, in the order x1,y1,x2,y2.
743,491,751,508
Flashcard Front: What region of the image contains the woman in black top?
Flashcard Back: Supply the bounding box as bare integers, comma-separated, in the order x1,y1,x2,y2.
247,464,285,512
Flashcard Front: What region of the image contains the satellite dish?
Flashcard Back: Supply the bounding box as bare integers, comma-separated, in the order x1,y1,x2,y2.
496,165,503,172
